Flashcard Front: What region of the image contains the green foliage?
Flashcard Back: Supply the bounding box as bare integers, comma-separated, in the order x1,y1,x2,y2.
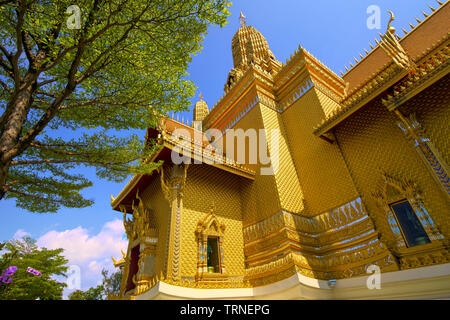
0,0,231,212
66,289,85,300
0,237,69,300
0,241,18,273
69,285,104,300
101,268,122,296
67,268,123,300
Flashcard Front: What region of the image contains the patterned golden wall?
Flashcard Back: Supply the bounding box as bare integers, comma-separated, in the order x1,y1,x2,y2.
222,104,284,226
334,79,450,248
181,164,246,277
280,87,359,216
140,176,171,277
402,74,449,169
259,104,305,214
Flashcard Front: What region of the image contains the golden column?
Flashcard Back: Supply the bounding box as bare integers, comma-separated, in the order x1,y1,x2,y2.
160,164,189,283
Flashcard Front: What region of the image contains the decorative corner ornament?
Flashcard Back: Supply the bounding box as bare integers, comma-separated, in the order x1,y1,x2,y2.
378,11,414,70
122,190,157,241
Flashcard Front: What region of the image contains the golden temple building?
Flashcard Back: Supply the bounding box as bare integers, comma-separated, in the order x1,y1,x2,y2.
109,3,450,299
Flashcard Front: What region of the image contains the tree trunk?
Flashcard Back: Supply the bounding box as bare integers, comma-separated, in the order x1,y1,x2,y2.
0,85,34,196
0,161,10,199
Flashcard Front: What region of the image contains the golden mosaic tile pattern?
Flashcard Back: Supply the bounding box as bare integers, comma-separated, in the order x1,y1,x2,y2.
401,74,450,167
181,164,246,277
223,105,283,225
315,86,344,120
281,88,359,216
334,93,450,250
259,104,305,213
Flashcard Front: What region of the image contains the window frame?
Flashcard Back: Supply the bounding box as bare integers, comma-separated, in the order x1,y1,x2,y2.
207,236,222,274
388,199,431,248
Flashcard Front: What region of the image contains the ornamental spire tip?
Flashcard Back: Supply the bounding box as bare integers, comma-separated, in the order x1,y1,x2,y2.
239,11,246,27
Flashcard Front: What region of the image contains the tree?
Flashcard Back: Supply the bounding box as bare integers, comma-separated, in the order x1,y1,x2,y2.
101,268,122,296
0,242,17,270
66,289,85,300
0,0,231,212
0,237,68,300
68,285,104,300
67,268,122,300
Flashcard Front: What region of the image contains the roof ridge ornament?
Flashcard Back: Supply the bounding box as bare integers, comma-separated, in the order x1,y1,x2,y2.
387,10,396,34
239,11,246,27
378,11,414,70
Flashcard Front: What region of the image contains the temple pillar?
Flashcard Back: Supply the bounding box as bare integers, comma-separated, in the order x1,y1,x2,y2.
393,110,450,201
160,164,189,283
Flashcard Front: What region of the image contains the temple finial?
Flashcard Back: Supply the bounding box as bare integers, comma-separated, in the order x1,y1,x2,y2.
199,92,204,100
387,11,395,34
239,11,246,27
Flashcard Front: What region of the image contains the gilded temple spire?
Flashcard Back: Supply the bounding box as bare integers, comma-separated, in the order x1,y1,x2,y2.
193,92,209,130
224,15,281,92
239,11,246,27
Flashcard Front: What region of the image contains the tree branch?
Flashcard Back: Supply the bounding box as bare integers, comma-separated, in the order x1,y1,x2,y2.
21,30,37,68
0,43,13,65
37,77,61,88
7,188,67,204
10,158,134,166
0,79,13,95
0,0,15,5
11,3,27,85
30,141,87,156
0,56,15,78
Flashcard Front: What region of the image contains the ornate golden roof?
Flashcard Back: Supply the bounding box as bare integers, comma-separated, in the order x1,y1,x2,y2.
110,115,256,212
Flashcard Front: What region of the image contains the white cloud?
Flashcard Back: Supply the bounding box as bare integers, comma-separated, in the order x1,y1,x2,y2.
35,219,127,293
12,229,31,239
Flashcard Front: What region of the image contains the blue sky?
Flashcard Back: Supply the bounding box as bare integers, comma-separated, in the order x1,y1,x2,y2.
0,0,435,294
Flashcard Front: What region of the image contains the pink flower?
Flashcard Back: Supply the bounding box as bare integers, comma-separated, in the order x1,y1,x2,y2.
27,267,42,277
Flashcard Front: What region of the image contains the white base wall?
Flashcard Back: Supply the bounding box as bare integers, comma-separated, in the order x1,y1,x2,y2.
134,263,450,300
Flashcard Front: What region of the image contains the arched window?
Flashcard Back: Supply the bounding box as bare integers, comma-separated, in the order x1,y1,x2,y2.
195,208,227,282
372,172,443,249
389,199,430,247
207,236,221,273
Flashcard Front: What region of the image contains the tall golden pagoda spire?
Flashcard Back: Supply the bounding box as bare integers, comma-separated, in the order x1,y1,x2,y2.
224,12,281,92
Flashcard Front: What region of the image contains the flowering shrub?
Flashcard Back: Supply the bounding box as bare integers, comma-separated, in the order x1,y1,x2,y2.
0,266,17,284
0,266,42,285
26,267,42,277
